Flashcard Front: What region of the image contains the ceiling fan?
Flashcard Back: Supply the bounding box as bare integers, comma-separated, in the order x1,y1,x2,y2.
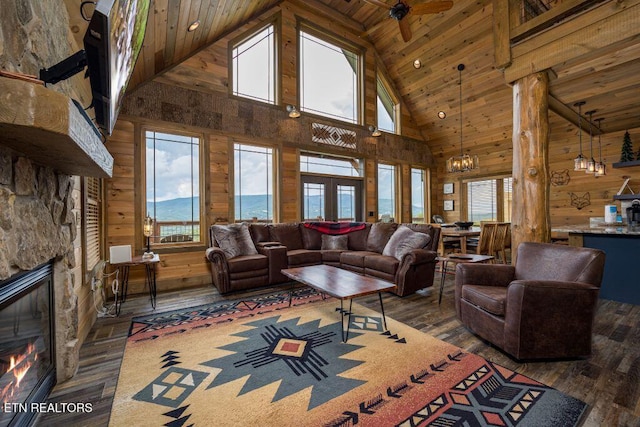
359,0,453,42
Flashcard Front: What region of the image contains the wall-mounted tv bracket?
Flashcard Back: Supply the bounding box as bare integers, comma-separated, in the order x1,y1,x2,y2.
39,50,87,85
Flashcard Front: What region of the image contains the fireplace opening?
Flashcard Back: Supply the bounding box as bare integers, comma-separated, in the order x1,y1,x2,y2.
0,262,55,427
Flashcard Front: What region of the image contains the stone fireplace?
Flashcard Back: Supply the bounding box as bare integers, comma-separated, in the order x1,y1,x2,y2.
0,147,82,384
0,262,55,427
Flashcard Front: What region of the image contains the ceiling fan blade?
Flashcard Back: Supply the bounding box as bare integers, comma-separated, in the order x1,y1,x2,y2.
362,0,392,9
399,18,412,42
411,1,454,14
360,16,391,38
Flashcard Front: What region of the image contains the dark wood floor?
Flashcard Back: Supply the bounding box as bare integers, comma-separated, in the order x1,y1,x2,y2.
38,276,640,426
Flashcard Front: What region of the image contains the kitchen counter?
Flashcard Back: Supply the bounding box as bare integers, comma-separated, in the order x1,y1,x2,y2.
551,225,640,305
552,224,640,235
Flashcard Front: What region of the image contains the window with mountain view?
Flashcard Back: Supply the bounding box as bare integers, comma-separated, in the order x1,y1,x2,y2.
234,143,274,222
145,130,201,244
378,163,396,221
466,177,513,224
411,168,427,223
232,23,276,104
299,29,361,123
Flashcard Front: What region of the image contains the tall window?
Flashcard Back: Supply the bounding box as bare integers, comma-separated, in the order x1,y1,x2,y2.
234,143,274,222
378,163,396,220
299,29,360,123
467,180,497,223
232,24,275,104
83,176,102,271
377,76,398,133
466,177,512,224
146,131,201,243
411,168,427,223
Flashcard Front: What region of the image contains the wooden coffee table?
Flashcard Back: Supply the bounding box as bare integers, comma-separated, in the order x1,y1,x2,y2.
281,264,397,342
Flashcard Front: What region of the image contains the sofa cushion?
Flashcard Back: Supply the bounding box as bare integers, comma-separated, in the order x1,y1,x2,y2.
402,223,438,251
270,223,304,250
287,249,323,267
321,234,348,250
347,224,371,251
227,254,268,274
211,223,258,259
461,285,507,316
300,226,322,250
249,224,271,244
341,251,379,268
321,250,343,263
382,225,432,260
366,222,398,253
364,255,399,275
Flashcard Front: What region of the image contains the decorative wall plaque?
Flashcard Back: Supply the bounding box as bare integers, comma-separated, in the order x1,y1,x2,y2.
311,123,357,149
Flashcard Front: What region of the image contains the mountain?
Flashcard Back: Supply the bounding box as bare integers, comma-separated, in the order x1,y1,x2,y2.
148,196,418,221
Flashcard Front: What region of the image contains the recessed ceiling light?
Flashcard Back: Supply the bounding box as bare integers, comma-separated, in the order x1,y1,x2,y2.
438,111,446,119
413,59,421,69
188,20,200,32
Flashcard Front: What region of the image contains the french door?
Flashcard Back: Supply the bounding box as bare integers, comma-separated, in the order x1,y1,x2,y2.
301,175,363,222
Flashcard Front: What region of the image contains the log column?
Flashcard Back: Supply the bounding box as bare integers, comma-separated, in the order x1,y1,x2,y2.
511,72,551,263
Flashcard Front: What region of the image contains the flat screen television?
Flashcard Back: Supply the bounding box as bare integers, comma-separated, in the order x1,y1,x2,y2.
83,0,150,135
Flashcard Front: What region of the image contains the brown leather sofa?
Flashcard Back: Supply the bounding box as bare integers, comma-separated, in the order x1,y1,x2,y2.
454,241,605,360
206,222,440,296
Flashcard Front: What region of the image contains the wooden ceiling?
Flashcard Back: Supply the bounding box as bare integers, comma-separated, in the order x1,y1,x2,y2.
68,0,640,136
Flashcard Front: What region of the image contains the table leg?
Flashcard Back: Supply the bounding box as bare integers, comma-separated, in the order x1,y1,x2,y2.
439,260,448,305
145,264,157,309
115,266,130,316
378,292,388,331
340,299,354,343
460,237,467,254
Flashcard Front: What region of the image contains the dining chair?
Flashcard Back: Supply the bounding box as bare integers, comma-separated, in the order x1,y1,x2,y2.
466,222,496,258
491,222,510,263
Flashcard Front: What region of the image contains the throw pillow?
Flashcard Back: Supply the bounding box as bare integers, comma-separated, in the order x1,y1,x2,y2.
321,234,348,250
382,225,431,261
211,223,258,259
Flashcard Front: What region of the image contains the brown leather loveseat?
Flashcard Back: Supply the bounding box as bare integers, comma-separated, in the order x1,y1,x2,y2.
206,222,440,297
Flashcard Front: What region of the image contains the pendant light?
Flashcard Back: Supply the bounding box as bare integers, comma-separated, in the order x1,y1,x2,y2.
573,101,587,171
585,110,596,173
446,64,478,173
594,118,606,177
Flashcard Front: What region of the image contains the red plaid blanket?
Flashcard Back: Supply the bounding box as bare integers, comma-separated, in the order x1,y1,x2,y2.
303,221,367,235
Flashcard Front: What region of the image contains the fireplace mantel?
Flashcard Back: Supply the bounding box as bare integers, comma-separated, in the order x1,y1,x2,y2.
0,75,113,178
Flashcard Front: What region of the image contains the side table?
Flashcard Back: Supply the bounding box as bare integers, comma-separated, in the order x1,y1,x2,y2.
436,254,493,304
110,254,160,315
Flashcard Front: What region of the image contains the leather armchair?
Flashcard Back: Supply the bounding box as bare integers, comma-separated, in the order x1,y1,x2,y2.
455,242,605,360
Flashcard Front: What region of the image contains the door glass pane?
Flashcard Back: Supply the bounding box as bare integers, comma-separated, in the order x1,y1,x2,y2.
303,182,325,221
337,185,355,221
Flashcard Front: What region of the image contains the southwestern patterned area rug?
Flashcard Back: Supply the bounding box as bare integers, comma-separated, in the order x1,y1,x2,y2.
110,288,588,426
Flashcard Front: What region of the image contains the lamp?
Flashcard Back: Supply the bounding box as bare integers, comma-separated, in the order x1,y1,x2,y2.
594,118,606,177
143,214,154,259
573,101,587,171
187,20,200,32
286,105,300,118
446,64,478,173
585,110,596,173
368,125,382,137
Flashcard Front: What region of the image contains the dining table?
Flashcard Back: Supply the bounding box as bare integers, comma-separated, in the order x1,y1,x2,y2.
438,227,481,255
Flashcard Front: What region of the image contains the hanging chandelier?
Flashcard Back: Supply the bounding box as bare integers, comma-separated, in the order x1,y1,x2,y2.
594,117,606,177
573,101,587,171
446,64,478,173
